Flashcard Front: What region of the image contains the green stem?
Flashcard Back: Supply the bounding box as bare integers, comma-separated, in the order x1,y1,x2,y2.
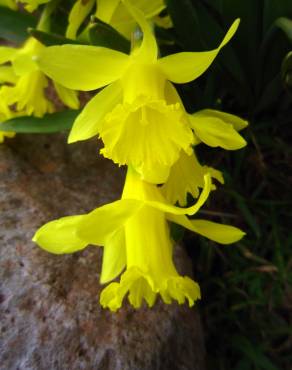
37,0,59,32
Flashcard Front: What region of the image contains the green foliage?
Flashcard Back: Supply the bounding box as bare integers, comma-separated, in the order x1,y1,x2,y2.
28,28,81,46
0,110,79,133
164,1,292,369
89,18,130,53
0,6,36,43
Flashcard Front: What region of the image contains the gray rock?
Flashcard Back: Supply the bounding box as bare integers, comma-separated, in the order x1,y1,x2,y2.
0,134,205,370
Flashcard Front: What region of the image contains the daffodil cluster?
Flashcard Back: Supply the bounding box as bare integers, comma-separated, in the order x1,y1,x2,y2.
0,0,79,141
3,0,247,310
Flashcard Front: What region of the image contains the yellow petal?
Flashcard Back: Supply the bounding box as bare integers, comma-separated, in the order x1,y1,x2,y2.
107,0,165,38
53,81,80,110
167,214,245,244
194,109,248,131
111,0,165,24
12,52,38,76
147,173,211,215
77,199,143,245
0,46,17,64
161,151,223,206
66,0,95,39
32,215,87,254
68,81,122,143
158,19,240,83
37,45,130,91
100,229,126,284
96,0,120,23
0,66,17,84
189,113,246,150
123,0,158,62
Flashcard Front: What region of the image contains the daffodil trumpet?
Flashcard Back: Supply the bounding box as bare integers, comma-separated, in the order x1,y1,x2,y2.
33,168,245,311
36,0,240,183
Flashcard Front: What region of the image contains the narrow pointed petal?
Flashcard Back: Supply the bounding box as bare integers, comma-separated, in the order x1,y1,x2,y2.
189,113,247,150
68,81,122,143
77,199,143,245
53,81,80,110
158,19,240,83
32,215,87,254
167,214,245,244
123,0,158,62
37,45,130,91
66,0,95,39
147,173,211,216
193,109,248,131
100,229,126,284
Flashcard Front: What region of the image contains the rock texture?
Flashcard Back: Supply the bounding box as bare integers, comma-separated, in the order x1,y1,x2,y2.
0,134,206,370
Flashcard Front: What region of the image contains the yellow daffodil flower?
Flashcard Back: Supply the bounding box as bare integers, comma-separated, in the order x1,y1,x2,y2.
18,0,50,12
33,168,245,311
0,37,79,117
37,0,240,183
162,109,248,205
66,0,165,40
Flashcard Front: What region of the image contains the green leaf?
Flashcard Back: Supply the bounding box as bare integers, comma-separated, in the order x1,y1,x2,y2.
256,20,290,100
222,0,263,84
263,0,292,34
230,191,261,238
282,51,292,93
0,6,37,43
189,1,246,88
255,73,282,114
0,110,80,133
29,28,82,46
275,17,292,43
233,336,280,370
89,18,130,53
165,0,247,103
165,0,203,50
